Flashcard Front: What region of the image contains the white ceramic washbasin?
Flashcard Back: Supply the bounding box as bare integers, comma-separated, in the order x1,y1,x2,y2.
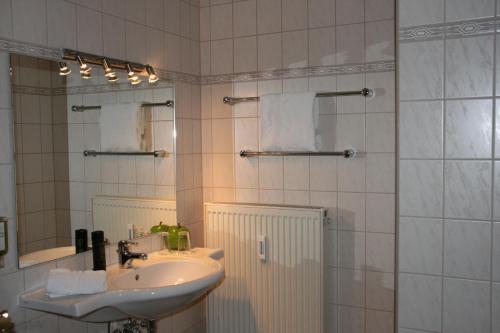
19,248,224,322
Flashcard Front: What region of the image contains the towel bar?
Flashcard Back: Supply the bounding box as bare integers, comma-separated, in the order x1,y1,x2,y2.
239,149,356,158
83,150,167,157
223,88,373,105
72,100,174,112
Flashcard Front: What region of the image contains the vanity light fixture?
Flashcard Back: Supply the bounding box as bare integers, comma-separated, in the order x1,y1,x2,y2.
57,62,71,76
126,63,138,81
107,73,119,82
81,71,92,79
76,55,91,74
146,65,159,83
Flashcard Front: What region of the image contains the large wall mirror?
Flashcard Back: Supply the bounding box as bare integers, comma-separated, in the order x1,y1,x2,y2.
11,54,176,268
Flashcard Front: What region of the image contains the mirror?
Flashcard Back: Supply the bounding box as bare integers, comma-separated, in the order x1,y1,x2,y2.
11,54,176,268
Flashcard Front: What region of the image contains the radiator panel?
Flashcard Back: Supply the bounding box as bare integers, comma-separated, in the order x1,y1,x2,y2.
205,203,324,333
92,196,176,243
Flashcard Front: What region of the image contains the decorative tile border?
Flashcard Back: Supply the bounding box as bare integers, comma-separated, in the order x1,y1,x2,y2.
0,38,395,87
400,17,497,42
200,60,396,84
12,85,52,96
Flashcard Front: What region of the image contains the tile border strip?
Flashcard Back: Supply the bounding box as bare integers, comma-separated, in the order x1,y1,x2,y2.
399,17,497,42
200,60,396,84
0,38,395,86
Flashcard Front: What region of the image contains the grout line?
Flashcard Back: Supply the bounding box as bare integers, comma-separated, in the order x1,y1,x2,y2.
441,1,447,332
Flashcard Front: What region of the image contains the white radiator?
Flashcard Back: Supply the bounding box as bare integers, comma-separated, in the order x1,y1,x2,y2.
205,203,324,333
92,196,176,244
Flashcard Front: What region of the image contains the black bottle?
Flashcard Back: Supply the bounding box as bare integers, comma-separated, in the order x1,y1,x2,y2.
75,229,88,254
91,231,106,271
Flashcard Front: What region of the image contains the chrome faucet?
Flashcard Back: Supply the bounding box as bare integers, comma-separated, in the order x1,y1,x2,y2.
117,240,148,268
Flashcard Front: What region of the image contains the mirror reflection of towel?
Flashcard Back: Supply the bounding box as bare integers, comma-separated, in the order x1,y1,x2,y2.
259,92,320,151
99,103,152,152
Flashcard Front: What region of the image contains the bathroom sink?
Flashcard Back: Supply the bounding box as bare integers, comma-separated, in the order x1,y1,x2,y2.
19,248,224,322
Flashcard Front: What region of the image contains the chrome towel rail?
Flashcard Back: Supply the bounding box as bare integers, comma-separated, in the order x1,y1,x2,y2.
83,150,167,157
72,100,174,112
223,88,373,105
240,149,356,158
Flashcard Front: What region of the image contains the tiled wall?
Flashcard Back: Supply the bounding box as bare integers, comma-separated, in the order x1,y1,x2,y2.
12,55,72,254
0,0,205,332
398,1,500,332
200,0,394,76
200,0,396,332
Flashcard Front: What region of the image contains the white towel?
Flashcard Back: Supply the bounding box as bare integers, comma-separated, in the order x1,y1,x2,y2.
99,103,152,152
259,92,320,151
46,269,107,298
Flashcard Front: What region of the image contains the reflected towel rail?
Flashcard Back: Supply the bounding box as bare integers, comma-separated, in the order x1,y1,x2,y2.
72,100,174,112
240,149,356,158
83,150,167,157
223,88,373,105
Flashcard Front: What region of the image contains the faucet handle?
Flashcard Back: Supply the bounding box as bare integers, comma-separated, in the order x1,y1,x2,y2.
117,240,138,250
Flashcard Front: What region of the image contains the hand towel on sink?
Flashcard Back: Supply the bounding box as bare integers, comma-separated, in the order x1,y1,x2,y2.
99,103,152,152
259,92,319,151
46,269,107,298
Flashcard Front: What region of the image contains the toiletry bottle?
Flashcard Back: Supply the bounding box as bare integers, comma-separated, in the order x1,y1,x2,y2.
75,229,88,254
91,231,106,271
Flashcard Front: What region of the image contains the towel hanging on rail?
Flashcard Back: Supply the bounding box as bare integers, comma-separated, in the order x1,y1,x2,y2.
99,103,152,152
259,92,320,152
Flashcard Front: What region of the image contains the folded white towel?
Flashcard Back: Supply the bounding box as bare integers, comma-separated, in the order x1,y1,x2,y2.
46,269,107,298
259,92,319,151
99,103,152,152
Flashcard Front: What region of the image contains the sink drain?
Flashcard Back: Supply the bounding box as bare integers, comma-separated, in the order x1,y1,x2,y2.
135,274,139,281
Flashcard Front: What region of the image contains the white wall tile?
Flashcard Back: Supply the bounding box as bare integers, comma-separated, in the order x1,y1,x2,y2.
444,220,491,280
399,0,444,26
399,217,443,275
400,40,444,100
12,0,47,45
446,36,494,98
443,278,490,333
400,101,443,159
400,160,443,218
444,160,491,220
398,273,442,332
494,223,500,281
446,0,494,22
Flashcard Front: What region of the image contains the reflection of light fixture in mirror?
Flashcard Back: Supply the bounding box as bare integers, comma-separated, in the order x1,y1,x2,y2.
126,63,138,81
81,71,92,79
107,73,118,82
130,77,142,85
146,65,159,83
102,58,115,77
58,62,71,76
76,55,91,74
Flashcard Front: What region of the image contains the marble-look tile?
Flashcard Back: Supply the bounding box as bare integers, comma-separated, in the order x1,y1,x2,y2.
445,99,492,158
495,100,500,157
0,270,26,325
12,0,47,45
446,36,494,98
400,160,443,218
493,283,500,333
400,101,443,159
399,273,442,332
493,223,500,281
400,40,444,100
443,278,491,333
446,0,494,22
444,160,491,220
337,157,365,192
444,220,491,280
0,1,12,39
399,217,443,275
399,0,444,26
336,23,364,65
